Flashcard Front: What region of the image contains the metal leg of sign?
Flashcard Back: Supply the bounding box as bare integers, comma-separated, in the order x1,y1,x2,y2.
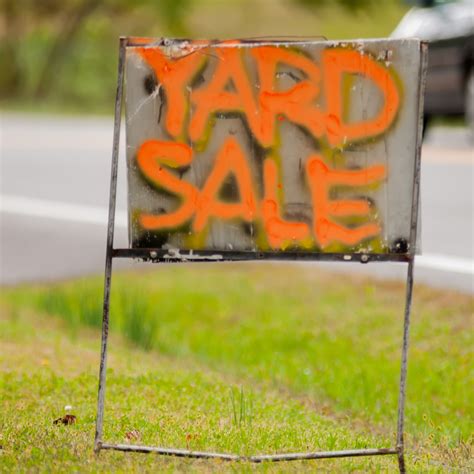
94,244,113,454
94,37,127,454
396,258,415,474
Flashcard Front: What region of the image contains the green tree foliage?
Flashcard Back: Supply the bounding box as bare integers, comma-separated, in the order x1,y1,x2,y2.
0,0,399,107
0,0,190,100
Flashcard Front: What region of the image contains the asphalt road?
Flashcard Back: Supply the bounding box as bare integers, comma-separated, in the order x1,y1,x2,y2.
1,114,473,293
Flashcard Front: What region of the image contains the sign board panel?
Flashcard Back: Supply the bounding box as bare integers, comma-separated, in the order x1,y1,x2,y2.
124,38,423,257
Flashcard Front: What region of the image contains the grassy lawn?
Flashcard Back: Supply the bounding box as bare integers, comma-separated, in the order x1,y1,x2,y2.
1,264,472,472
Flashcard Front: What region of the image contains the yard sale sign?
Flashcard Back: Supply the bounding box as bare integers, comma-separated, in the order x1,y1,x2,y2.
123,37,424,257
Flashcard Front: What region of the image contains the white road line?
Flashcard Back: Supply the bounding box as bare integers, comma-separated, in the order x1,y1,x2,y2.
1,194,473,276
422,146,473,165
0,195,127,228
416,254,473,276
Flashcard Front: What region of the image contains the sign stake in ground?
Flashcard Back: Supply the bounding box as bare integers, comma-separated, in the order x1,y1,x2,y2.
94,36,428,473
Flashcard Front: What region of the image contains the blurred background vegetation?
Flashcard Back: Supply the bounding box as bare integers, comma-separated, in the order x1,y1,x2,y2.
0,0,408,114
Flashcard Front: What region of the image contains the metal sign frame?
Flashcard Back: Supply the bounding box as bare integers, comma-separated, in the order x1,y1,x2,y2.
94,37,428,473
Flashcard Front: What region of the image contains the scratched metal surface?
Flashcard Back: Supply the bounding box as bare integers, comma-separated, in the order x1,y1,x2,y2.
124,38,423,256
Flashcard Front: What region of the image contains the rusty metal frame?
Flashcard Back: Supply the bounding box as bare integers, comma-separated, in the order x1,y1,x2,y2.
94,37,428,473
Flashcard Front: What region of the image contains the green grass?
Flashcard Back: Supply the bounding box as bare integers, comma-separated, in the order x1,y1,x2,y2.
1,264,473,472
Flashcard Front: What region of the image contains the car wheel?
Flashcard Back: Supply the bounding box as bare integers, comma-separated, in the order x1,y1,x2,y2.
422,114,430,141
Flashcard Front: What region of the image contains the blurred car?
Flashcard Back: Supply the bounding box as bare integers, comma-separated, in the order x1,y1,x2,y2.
391,0,474,134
